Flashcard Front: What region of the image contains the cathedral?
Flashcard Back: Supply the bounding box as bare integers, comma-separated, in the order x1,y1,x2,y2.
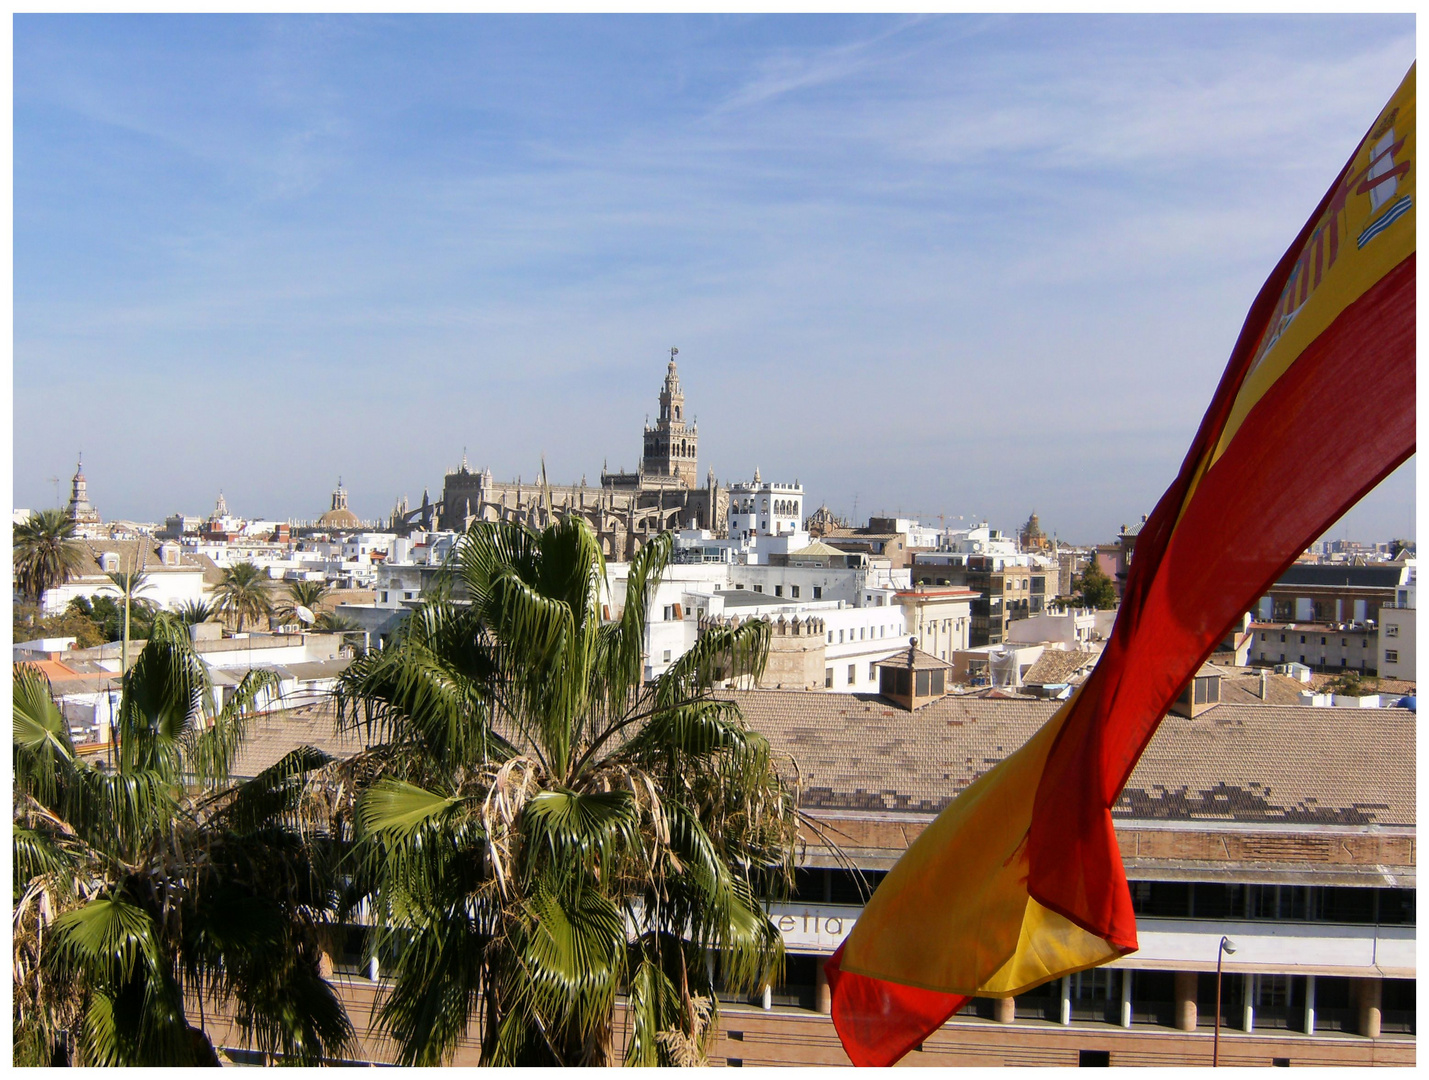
396,353,728,559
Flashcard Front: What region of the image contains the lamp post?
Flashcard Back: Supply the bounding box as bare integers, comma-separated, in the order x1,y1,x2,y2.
1214,936,1237,1067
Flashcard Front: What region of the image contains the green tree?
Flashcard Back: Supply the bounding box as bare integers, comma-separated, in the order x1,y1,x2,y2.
1076,558,1118,610
65,595,158,646
277,579,332,627
1327,670,1377,697
12,602,106,650
12,619,352,1066
331,519,798,1066
13,509,89,608
213,561,274,632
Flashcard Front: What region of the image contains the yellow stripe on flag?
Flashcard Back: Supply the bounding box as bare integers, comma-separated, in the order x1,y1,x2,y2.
838,686,1123,998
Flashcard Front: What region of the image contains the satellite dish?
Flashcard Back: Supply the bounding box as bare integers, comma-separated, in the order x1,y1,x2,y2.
294,605,316,625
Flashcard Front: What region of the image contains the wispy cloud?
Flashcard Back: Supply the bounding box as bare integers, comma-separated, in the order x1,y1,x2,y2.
12,14,1416,541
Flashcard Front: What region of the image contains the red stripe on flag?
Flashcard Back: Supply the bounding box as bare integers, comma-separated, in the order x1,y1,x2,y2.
1028,253,1416,947
824,942,970,1068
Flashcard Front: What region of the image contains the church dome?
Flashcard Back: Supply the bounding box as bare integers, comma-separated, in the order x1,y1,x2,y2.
318,478,360,530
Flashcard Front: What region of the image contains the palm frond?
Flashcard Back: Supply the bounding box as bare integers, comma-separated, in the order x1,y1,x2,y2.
13,662,75,805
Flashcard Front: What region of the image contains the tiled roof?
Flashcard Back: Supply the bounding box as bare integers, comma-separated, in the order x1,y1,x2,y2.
725,691,1414,827
874,645,949,671
230,703,363,778
1021,649,1094,685
77,538,209,576
224,691,1416,830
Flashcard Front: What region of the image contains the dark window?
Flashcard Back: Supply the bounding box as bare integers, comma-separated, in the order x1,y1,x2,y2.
1321,887,1377,924
1069,968,1121,1024
1252,974,1304,1030
1378,888,1416,925
770,953,818,1010
791,585,800,598
1130,881,1192,918
813,586,822,599
1191,883,1243,920
1079,1050,1111,1067
1312,976,1353,1032
1272,1059,1290,1068
1381,978,1416,1034
931,669,945,695
1196,971,1243,1028
1014,980,1060,1022
824,668,833,689
1129,970,1176,1027
915,670,931,696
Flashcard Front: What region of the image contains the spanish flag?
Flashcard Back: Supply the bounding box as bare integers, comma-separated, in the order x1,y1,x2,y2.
826,67,1416,1067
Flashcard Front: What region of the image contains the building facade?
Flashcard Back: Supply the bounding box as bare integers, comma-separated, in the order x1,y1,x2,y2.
425,356,728,558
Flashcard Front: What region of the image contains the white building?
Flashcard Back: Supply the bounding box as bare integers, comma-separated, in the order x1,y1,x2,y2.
41,539,216,616
727,471,804,541
1379,571,1415,681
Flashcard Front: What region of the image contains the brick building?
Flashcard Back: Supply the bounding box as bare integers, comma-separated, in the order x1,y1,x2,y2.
216,687,1414,1067
1258,563,1411,626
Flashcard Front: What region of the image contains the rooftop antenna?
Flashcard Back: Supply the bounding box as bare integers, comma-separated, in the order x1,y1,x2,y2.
45,475,61,506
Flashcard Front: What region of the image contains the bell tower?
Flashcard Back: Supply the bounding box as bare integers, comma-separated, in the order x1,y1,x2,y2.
641,348,698,488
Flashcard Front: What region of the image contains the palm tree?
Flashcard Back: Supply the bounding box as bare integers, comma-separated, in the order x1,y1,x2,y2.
174,599,217,626
12,618,352,1066
331,518,799,1066
314,610,360,633
101,567,158,673
13,509,88,607
276,579,331,627
213,561,274,632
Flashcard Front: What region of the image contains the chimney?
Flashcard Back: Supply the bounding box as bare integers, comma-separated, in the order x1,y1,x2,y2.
1259,669,1269,701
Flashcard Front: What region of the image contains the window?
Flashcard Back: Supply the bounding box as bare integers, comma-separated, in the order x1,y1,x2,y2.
839,630,845,643
1260,632,1266,640
1386,650,1399,663
847,665,856,686
791,585,800,599
1280,634,1286,642
824,667,833,688
1299,635,1306,644
1387,624,1400,637
754,585,763,594
827,631,833,643
774,585,783,597
736,584,744,590
1321,636,1327,645
662,649,672,663
869,663,877,680
663,605,673,620
813,586,823,599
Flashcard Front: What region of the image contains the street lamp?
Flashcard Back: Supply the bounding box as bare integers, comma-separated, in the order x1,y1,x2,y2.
1213,936,1238,1067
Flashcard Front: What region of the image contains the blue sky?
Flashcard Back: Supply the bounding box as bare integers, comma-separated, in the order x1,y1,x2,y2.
13,14,1416,543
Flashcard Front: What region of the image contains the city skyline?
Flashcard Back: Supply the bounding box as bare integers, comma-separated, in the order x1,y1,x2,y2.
13,14,1417,541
